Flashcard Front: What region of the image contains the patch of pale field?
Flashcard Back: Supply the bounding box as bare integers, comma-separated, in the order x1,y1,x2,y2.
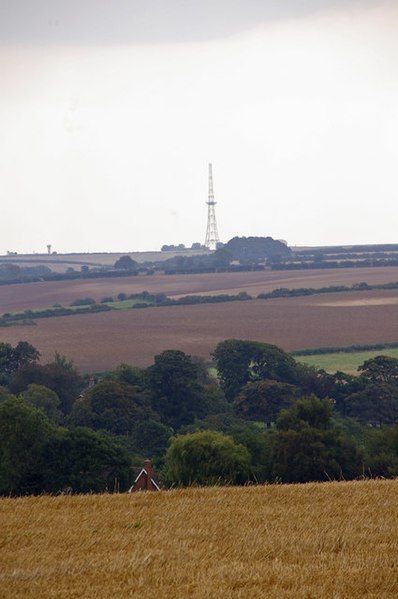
0,480,397,598
1,291,398,371
0,250,208,269
313,298,398,307
2,266,398,314
297,348,398,374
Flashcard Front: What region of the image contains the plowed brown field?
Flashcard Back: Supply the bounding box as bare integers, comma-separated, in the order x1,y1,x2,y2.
1,266,398,313
1,288,398,372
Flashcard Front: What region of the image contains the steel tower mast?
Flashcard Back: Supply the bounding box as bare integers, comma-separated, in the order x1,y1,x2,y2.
204,163,220,250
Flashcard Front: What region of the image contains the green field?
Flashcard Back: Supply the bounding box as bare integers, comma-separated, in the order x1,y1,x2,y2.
296,348,398,374
103,299,152,309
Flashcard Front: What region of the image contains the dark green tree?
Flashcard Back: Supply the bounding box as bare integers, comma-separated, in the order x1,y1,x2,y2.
0,343,14,380
0,396,54,495
0,341,40,378
10,362,83,415
232,429,274,483
269,396,362,483
21,384,62,423
211,247,233,268
359,356,398,384
13,341,40,370
148,350,206,429
212,339,298,401
69,380,152,435
165,430,251,486
35,427,132,493
131,420,173,457
52,351,75,372
235,379,298,425
106,363,148,392
277,395,333,431
362,425,398,477
345,382,398,426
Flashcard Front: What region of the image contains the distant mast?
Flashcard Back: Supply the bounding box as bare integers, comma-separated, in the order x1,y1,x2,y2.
204,163,220,250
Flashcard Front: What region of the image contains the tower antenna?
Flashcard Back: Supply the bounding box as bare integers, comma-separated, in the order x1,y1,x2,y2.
204,163,220,250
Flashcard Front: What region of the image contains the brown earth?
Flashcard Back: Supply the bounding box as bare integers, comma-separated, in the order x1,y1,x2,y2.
1,288,398,372
1,266,398,313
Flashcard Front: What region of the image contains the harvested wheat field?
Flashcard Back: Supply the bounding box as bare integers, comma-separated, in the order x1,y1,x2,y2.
2,266,398,313
1,289,398,371
1,480,397,598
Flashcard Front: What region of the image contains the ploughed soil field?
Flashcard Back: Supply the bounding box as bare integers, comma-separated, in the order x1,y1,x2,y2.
1,288,398,372
1,265,398,313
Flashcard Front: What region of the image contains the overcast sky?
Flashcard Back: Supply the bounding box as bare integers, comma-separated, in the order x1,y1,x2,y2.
1,0,397,253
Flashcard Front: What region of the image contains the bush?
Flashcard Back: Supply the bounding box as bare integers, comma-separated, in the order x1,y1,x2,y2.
165,430,251,486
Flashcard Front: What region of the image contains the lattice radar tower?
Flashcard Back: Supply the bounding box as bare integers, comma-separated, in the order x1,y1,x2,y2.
204,163,220,250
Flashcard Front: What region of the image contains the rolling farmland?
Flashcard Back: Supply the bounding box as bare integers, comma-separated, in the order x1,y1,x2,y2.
1,480,397,598
1,288,398,371
1,265,398,313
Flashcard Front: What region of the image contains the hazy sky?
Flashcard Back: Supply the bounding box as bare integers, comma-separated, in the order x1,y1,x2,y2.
1,0,398,253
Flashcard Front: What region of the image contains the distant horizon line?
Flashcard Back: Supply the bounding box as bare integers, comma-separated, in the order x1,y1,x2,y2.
3,240,398,258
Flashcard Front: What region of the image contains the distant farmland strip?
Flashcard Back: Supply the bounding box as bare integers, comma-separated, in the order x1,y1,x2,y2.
3,279,398,328
2,266,398,314
1,290,398,372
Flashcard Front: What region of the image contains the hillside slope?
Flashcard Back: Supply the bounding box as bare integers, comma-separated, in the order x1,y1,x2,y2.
1,480,397,598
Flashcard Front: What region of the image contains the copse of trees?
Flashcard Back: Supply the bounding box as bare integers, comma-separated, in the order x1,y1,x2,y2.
113,256,138,271
2,340,398,494
224,236,291,263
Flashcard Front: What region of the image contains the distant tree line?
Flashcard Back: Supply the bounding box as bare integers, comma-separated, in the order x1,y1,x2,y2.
4,239,398,286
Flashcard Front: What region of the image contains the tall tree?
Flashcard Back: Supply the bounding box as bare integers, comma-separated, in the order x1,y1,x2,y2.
269,396,362,483
212,339,298,401
359,356,398,384
148,350,206,429
35,427,132,494
70,380,152,435
235,379,298,426
10,362,83,415
345,383,398,427
0,341,40,377
0,397,54,495
21,384,62,423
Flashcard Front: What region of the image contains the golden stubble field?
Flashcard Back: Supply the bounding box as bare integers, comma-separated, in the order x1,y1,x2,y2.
1,480,397,598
